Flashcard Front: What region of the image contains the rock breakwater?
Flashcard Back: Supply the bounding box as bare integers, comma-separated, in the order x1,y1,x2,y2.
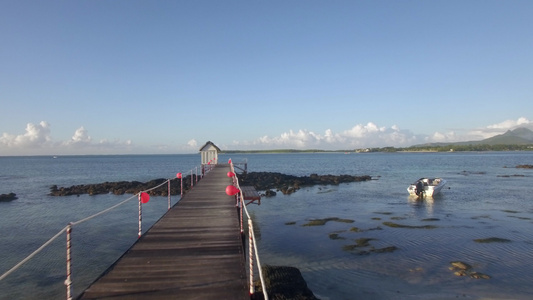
49,177,195,196
49,172,372,197
239,172,372,195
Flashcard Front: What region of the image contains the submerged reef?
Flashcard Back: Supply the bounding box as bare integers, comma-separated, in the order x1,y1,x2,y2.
302,217,354,226
449,261,491,279
515,164,533,169
382,221,438,229
473,237,512,243
0,193,17,202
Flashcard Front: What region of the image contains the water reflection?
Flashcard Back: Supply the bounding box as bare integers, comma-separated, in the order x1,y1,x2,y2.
408,196,434,216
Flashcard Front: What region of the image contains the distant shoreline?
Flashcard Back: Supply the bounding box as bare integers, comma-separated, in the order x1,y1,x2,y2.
222,145,533,154
1,145,532,158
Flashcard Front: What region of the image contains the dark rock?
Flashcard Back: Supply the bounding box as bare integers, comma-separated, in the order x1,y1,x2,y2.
0,193,18,202
264,190,277,197
49,176,197,197
470,272,491,279
50,172,371,197
254,265,319,300
516,164,533,169
239,172,372,195
371,246,399,253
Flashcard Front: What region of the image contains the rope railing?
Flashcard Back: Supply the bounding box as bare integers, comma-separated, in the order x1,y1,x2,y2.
0,164,206,300
229,161,269,300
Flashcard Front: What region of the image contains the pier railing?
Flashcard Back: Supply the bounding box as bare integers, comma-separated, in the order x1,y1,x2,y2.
228,161,268,299
0,163,222,299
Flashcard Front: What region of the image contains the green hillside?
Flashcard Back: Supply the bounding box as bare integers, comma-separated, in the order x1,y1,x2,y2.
416,127,533,147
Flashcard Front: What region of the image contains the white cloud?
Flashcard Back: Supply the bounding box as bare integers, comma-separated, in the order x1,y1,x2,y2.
1,117,531,155
61,126,131,152
248,129,323,148
426,131,457,143
173,139,201,153
343,122,383,138
465,117,532,140
487,117,530,130
67,126,92,145
234,122,418,150
424,117,532,143
187,139,198,148
0,122,133,155
0,121,52,149
232,117,532,150
336,123,416,147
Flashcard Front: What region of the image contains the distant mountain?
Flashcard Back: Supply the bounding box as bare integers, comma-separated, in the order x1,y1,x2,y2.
415,127,533,147
480,127,533,145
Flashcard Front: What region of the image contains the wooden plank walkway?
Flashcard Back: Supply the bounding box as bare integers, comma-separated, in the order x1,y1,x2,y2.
78,164,249,300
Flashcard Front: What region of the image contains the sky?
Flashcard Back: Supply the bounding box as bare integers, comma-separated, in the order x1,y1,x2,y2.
1,1,532,155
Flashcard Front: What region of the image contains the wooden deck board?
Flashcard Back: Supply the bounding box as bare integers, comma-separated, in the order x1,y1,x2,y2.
240,186,260,205
78,165,248,300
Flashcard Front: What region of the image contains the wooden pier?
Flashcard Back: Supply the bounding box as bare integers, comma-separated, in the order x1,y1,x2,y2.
78,164,249,300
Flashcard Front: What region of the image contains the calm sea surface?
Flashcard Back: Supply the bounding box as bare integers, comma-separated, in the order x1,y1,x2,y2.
1,152,532,299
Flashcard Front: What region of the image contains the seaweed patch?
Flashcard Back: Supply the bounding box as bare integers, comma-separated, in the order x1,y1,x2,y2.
508,215,531,220
328,231,347,240
473,237,511,243
382,221,438,229
342,238,376,250
422,218,440,222
471,215,492,220
342,237,398,255
302,217,354,226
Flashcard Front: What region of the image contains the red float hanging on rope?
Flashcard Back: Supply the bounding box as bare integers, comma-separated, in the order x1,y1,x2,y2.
140,192,150,204
176,173,182,179
225,185,239,196
227,171,235,178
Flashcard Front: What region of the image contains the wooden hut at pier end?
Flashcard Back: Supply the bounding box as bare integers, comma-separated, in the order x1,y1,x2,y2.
199,141,221,174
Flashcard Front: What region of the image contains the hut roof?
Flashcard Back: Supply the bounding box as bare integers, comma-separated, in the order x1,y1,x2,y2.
199,141,221,152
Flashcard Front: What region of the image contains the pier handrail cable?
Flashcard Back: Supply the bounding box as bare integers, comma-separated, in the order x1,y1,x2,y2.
0,225,68,282
72,176,170,226
230,161,269,300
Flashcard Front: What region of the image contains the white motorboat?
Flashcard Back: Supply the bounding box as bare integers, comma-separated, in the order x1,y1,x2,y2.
407,178,446,197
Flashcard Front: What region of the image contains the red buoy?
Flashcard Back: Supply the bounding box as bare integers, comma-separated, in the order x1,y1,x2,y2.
225,185,239,196
140,192,150,203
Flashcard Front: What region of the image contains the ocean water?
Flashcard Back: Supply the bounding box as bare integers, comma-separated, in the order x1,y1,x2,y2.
1,152,532,299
